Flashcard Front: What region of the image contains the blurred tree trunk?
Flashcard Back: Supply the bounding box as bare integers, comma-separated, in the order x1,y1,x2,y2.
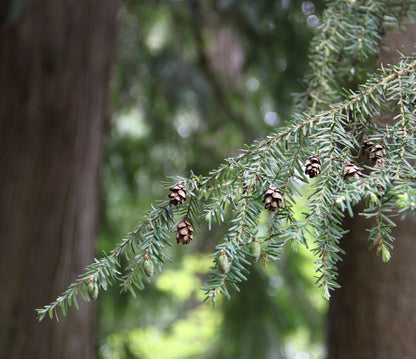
327,25,416,359
0,1,119,358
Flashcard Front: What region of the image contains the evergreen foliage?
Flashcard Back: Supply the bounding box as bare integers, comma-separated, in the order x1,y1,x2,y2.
37,0,416,321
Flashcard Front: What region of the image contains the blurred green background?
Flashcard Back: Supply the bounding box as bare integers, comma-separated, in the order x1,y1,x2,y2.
98,1,326,358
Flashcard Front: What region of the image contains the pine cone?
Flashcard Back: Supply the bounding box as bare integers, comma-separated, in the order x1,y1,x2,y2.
169,181,187,205
304,154,321,178
343,162,363,180
362,138,375,150
369,144,386,165
176,218,194,245
263,186,283,211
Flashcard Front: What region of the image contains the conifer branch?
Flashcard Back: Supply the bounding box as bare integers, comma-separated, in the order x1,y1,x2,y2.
37,1,416,321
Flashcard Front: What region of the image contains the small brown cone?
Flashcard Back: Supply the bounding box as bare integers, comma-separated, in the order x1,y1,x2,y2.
343,162,363,180
169,181,187,205
362,138,375,150
262,186,283,212
304,154,321,178
369,144,386,165
176,218,194,245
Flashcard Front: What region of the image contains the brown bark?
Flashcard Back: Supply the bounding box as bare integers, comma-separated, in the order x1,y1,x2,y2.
327,25,416,359
0,1,119,358
327,209,416,359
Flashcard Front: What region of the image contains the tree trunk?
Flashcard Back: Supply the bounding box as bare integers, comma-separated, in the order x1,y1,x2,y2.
327,210,416,358
0,1,119,358
327,25,416,359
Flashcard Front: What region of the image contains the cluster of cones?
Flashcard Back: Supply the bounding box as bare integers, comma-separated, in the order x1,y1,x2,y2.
168,181,194,245
168,141,388,244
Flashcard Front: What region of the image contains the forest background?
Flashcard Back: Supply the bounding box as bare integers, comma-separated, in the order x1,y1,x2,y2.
100,1,325,358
